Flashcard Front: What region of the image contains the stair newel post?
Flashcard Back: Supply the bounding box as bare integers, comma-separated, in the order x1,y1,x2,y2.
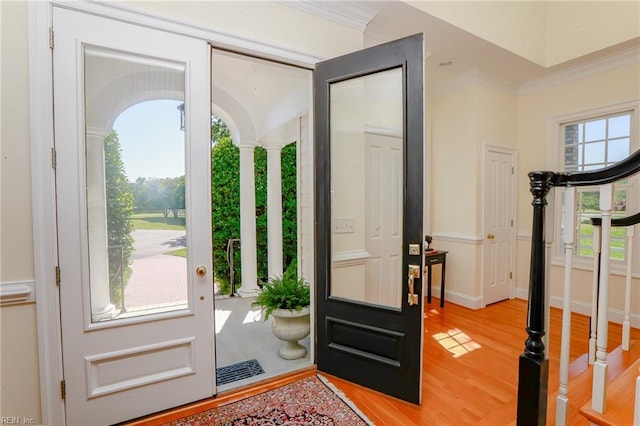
517,171,554,426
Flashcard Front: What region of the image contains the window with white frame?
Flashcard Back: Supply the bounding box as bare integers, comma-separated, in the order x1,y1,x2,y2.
557,108,637,263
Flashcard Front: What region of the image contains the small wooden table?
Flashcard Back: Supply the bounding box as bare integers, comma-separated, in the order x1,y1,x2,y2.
424,250,448,307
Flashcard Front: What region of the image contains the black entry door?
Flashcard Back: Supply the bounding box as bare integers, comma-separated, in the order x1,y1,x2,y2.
315,34,424,404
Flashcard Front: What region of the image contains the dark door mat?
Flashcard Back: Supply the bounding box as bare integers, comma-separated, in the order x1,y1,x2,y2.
216,359,265,386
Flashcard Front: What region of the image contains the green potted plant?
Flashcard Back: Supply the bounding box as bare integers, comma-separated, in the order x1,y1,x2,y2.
252,264,311,360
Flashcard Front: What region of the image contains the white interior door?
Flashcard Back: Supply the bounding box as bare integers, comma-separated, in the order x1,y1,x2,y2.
364,132,403,307
483,147,515,305
53,8,215,424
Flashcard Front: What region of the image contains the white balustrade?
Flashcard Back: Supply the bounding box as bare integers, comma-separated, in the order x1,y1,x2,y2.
592,183,613,414
556,187,576,426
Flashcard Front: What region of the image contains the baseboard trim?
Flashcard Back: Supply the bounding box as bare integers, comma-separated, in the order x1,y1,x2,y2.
431,286,483,310
515,288,640,328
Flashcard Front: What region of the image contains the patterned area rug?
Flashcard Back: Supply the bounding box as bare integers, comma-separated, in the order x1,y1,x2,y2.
168,375,374,425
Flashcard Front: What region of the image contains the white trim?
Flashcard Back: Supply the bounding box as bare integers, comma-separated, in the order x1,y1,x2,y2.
0,281,36,305
281,1,377,32
29,2,66,425
430,286,483,310
52,0,322,68
431,232,483,245
519,45,640,95
332,250,371,268
29,2,323,424
546,100,640,273
517,232,532,241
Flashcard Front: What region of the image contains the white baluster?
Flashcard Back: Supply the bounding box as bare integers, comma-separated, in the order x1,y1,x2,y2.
556,187,576,425
622,225,634,351
589,225,601,365
592,183,613,413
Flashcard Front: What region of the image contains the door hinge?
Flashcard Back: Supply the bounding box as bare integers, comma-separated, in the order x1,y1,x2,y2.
55,266,61,286
49,27,54,49
510,272,513,279
511,219,513,227
51,148,57,169
60,380,66,400
511,166,514,174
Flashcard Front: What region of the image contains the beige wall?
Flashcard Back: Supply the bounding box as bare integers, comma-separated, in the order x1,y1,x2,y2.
428,80,516,306
408,1,639,67
0,1,41,422
515,62,640,312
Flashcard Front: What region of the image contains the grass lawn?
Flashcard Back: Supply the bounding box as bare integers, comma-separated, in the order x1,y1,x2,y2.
132,213,185,231
165,248,187,258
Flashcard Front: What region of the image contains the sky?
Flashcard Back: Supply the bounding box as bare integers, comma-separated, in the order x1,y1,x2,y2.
113,99,186,182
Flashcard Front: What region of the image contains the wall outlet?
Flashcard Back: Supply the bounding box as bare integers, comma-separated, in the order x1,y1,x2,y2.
333,217,355,234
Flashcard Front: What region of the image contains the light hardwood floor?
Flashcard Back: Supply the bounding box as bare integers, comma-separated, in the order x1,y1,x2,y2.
125,298,638,425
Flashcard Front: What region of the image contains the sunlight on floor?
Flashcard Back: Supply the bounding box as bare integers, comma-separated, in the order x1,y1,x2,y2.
432,328,482,358
243,309,263,324
215,309,232,334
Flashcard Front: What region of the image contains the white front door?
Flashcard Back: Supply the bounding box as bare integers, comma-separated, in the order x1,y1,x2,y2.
483,147,515,305
53,8,215,424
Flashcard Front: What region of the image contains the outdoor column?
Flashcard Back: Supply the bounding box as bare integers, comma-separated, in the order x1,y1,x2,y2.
86,128,117,320
238,143,260,297
266,146,284,278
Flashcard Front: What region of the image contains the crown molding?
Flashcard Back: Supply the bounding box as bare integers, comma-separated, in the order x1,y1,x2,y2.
519,44,640,95
281,1,377,32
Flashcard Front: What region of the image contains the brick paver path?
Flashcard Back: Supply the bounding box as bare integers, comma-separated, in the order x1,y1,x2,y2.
124,254,187,311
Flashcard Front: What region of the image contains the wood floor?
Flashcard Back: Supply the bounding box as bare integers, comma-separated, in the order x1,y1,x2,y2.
125,298,637,426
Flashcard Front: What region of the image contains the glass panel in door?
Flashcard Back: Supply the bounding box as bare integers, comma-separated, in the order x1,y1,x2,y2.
330,67,403,309
84,48,188,322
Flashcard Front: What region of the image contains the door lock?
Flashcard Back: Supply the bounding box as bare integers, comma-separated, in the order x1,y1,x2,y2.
407,264,420,306
195,266,207,277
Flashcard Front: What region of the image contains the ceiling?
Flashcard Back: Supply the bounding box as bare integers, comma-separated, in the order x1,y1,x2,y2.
287,0,640,96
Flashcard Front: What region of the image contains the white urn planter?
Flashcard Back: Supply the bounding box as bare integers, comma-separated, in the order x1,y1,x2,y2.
270,306,310,360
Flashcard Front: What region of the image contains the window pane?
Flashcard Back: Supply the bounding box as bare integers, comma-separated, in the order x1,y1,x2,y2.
584,141,605,165
565,124,579,145
608,138,630,162
608,115,630,138
584,119,606,142
85,48,187,323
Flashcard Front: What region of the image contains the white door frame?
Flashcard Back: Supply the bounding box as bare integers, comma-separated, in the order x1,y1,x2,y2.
28,2,320,424
481,145,517,307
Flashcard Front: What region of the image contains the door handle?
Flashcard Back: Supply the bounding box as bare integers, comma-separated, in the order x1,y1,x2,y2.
195,266,207,277
487,233,495,240
407,265,420,306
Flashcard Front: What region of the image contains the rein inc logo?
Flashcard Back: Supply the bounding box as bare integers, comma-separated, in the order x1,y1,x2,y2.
0,418,36,425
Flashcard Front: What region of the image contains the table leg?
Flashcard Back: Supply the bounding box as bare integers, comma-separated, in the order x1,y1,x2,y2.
427,265,432,304
440,259,446,308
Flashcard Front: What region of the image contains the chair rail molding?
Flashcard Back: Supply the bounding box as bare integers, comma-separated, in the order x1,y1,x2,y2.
0,281,36,306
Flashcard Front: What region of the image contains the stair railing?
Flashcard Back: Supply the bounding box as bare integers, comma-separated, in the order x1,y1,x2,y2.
517,148,640,426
